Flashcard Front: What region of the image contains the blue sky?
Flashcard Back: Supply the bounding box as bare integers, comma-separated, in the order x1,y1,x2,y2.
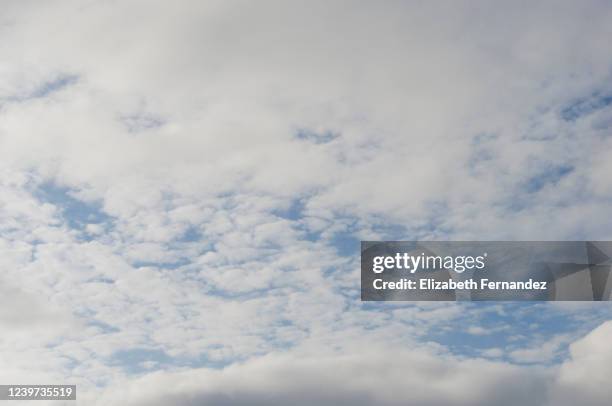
1,1,612,405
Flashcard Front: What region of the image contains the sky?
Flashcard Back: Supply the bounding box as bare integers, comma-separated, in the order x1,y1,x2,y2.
1,1,612,405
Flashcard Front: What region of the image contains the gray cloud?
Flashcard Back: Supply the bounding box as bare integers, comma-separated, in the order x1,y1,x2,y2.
88,322,612,406
95,348,551,406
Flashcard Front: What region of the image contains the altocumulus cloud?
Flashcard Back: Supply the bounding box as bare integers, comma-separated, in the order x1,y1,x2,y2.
0,0,612,405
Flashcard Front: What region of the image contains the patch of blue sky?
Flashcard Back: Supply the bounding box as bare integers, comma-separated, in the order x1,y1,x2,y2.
410,202,454,238
470,132,499,145
560,92,612,121
467,144,495,176
358,301,407,312
524,164,574,193
201,283,292,301
184,351,242,370
331,232,361,257
6,74,78,102
286,206,431,261
86,276,115,284
132,258,191,270
334,284,361,302
273,197,324,242
87,319,120,334
263,326,301,352
120,113,165,133
500,164,575,213
30,74,78,98
109,348,174,374
325,213,418,258
273,198,305,221
425,302,611,364
176,225,202,243
295,128,340,144
35,182,112,231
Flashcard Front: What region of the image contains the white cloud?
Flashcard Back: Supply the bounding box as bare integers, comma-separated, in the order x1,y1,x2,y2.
91,346,551,406
549,321,612,406
72,322,612,406
0,1,612,404
0,1,610,238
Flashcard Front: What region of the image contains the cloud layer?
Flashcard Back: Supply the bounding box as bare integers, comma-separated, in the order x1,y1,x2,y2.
0,1,612,404
91,322,612,406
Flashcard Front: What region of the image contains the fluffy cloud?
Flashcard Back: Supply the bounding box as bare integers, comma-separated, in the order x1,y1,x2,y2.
1,0,611,238
83,321,612,406
550,321,612,406
93,347,550,406
0,1,611,405
69,322,607,406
